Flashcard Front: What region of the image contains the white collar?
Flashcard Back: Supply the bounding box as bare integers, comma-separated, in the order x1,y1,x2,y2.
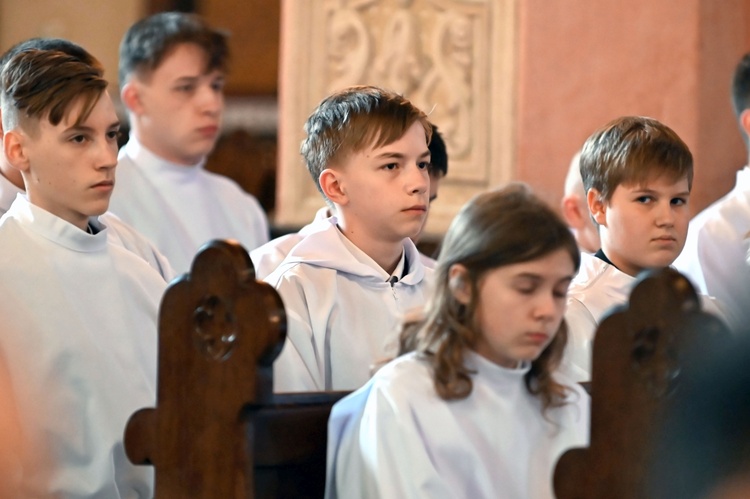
335,227,405,281
6,194,108,252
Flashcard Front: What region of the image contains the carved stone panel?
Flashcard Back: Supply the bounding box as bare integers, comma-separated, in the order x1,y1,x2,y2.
277,0,517,234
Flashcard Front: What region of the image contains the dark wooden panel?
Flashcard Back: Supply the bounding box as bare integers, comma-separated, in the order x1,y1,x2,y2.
147,0,280,95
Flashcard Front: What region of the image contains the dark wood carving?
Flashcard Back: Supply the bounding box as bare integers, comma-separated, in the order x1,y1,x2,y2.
124,240,346,498
554,267,730,498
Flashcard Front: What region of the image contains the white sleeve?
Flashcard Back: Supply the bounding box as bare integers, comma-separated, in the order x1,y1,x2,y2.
268,271,325,392
560,298,598,382
696,220,750,331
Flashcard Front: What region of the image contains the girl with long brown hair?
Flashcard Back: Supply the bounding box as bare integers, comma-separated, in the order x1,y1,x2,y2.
326,183,590,498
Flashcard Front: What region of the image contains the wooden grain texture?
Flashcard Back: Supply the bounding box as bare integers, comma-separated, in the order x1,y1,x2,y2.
124,239,348,498
554,268,730,499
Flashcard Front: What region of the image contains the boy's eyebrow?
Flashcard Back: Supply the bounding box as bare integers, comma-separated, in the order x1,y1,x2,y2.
374,150,431,160
173,75,200,84
631,187,691,196
64,121,121,134
173,73,225,84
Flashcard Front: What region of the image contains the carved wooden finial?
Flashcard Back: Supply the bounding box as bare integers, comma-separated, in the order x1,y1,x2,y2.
554,267,729,498
124,239,286,498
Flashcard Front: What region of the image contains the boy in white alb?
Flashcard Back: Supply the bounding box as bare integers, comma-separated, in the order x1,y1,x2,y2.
563,116,725,382
673,52,750,331
111,12,269,274
266,86,434,392
0,37,174,281
0,47,165,496
251,125,449,279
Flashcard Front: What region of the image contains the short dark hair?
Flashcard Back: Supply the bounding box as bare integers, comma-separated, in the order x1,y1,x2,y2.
580,116,693,203
1,49,108,131
428,125,448,177
119,11,229,88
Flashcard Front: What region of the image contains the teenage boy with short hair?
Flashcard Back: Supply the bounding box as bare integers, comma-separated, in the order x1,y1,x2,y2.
266,85,434,392
0,48,165,497
112,11,269,273
0,37,174,280
563,116,724,381
251,125,449,279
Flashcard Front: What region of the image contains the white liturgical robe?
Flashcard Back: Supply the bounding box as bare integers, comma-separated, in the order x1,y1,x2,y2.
250,207,330,280
109,138,269,274
563,252,728,381
0,174,174,281
265,219,433,392
0,196,166,498
326,351,590,499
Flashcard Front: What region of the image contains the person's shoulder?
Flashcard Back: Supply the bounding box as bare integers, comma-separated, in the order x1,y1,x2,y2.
370,353,434,395
569,253,611,293
200,168,255,197
697,176,750,236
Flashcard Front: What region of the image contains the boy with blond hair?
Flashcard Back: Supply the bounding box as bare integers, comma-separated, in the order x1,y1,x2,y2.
0,48,165,496
563,116,725,381
266,85,434,392
112,12,269,274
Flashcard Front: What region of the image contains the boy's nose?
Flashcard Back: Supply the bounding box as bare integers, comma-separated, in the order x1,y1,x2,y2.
408,166,429,195
655,202,676,225
197,85,223,115
97,142,118,169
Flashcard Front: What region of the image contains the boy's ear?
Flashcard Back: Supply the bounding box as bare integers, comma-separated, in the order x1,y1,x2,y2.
319,168,348,206
561,195,585,230
448,264,471,305
121,81,144,115
740,109,750,139
587,188,607,226
2,130,30,173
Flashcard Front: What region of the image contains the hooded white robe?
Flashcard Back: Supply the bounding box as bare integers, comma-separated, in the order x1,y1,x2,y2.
265,219,433,392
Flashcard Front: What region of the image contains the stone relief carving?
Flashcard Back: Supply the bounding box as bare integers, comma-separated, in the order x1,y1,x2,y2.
324,0,483,168
373,0,425,96
279,0,514,232
410,11,474,160
326,0,376,93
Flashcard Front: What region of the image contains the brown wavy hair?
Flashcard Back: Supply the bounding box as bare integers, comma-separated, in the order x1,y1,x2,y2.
399,183,581,414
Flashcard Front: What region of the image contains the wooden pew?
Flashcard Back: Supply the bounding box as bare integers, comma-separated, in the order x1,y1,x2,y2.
554,267,730,498
124,240,347,498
